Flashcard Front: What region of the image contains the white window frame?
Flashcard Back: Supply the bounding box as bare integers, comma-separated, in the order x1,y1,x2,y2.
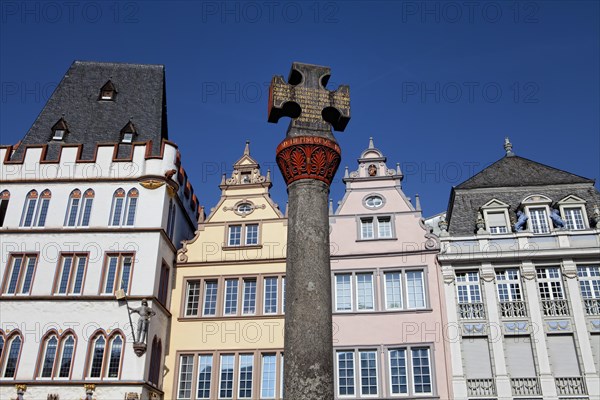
227,223,261,247
577,265,600,299
557,195,589,231
358,215,395,240
455,271,482,304
521,195,553,234
355,273,375,311
358,350,379,396
536,266,565,300
496,268,523,302
481,199,511,235
263,276,279,315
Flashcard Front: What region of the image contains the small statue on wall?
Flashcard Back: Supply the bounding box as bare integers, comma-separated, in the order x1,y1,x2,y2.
514,210,528,231
549,208,566,229
128,299,156,345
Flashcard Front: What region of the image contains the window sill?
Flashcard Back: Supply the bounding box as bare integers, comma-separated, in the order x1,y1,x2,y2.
178,314,284,322
333,308,433,316
222,244,263,251
356,237,398,242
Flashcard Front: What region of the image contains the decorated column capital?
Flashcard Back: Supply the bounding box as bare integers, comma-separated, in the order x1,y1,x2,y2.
276,136,341,186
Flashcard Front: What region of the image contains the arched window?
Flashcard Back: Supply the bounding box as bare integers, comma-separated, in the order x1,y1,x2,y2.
57,334,75,378
20,190,38,227
124,189,138,226
40,334,59,378
89,334,106,378
2,333,22,378
109,189,126,226
37,189,52,227
65,189,82,227
106,334,123,378
80,189,95,226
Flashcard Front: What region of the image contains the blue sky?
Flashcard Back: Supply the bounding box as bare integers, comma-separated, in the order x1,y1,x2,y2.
1,1,598,216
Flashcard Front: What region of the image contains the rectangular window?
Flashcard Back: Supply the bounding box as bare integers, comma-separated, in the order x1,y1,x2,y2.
504,336,537,378
461,337,493,379
564,207,585,230
185,280,201,316
406,270,425,309
377,217,392,238
536,267,565,300
496,269,522,301
197,355,213,399
547,335,581,377
359,350,378,395
282,277,286,314
487,211,508,234
238,354,254,398
0,197,9,227
228,225,242,246
242,279,257,315
355,273,374,310
3,254,37,295
245,224,259,245
55,254,87,295
203,281,218,316
384,272,402,309
360,218,374,239
335,274,352,311
178,355,194,399
102,254,134,294
337,351,355,396
529,207,550,233
578,265,600,299
264,277,278,314
219,355,235,399
388,348,407,394
456,271,482,303
261,353,277,398
411,348,432,394
224,279,239,315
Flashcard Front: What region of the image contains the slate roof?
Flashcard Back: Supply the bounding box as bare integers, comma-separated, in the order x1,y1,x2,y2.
456,155,593,189
11,61,168,160
447,154,599,236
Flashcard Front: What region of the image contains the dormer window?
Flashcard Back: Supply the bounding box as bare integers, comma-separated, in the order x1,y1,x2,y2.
521,195,552,234
51,118,69,141
557,195,589,230
99,80,117,101
481,199,510,235
120,121,137,144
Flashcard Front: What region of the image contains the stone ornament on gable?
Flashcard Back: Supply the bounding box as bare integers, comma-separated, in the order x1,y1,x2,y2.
549,208,566,229
514,210,528,231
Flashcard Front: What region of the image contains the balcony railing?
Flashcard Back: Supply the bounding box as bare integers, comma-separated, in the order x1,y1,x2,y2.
467,378,496,397
541,299,570,316
459,302,486,319
555,377,587,396
511,377,541,396
499,301,528,318
583,298,600,315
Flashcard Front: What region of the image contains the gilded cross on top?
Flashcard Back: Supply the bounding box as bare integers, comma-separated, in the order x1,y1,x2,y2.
268,62,350,137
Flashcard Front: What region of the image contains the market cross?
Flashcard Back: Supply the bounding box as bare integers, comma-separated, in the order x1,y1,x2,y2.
268,62,350,136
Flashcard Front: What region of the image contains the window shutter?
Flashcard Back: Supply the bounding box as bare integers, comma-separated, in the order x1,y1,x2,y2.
462,337,493,378
547,335,580,376
504,336,536,377
487,212,507,227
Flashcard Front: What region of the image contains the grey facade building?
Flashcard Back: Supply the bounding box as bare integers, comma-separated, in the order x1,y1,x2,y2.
432,139,600,400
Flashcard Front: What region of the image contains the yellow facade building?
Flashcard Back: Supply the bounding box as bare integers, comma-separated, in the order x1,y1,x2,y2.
163,143,287,400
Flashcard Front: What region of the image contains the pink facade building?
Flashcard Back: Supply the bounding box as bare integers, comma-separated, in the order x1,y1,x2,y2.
329,138,452,399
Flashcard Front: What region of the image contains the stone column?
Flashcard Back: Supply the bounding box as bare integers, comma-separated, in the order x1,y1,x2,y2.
268,62,350,399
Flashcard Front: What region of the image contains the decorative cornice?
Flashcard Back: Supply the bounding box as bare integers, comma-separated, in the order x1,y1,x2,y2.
276,136,341,186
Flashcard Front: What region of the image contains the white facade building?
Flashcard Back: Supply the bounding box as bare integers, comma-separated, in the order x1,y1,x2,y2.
431,140,600,400
0,62,198,400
